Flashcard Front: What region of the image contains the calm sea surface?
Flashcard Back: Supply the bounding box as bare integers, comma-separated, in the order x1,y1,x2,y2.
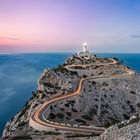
0,53,140,135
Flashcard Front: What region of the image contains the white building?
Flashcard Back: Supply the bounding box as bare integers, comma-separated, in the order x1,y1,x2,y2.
78,43,92,57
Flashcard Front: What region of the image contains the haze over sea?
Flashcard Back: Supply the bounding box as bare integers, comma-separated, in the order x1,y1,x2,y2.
0,53,140,135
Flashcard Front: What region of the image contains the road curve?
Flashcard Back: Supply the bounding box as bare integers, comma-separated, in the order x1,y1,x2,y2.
64,58,117,69
29,58,134,134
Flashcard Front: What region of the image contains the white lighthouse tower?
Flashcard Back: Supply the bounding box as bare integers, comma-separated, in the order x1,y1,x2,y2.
78,43,91,57
83,43,87,52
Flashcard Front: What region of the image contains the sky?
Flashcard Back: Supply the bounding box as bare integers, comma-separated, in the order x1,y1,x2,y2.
0,0,140,53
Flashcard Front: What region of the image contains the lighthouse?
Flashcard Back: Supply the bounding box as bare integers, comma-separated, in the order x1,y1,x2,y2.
83,43,87,52
77,43,91,57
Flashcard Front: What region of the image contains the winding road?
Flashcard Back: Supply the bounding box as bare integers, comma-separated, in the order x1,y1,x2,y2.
64,58,117,69
29,58,134,134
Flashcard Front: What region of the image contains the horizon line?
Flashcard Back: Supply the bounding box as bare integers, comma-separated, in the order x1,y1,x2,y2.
0,51,140,55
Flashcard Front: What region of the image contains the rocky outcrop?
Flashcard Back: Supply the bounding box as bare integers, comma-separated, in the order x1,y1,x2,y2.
93,115,140,140
47,73,140,127
2,68,78,137
2,54,140,140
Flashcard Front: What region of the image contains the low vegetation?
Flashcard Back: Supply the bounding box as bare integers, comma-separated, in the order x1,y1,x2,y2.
118,115,140,129
88,106,97,116
56,112,64,119
75,118,87,125
65,133,100,138
82,115,93,121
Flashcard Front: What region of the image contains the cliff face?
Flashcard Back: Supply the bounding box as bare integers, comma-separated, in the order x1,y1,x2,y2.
94,115,140,140
2,54,140,140
48,73,140,127
2,68,79,137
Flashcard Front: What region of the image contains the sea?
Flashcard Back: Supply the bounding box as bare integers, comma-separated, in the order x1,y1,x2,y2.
0,53,140,136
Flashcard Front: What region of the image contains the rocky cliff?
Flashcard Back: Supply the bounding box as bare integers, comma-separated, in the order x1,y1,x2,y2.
2,54,140,140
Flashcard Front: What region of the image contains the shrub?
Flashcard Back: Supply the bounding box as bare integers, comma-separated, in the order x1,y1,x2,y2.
130,91,136,95
137,103,140,107
18,121,26,127
56,113,64,119
129,116,140,124
104,103,109,109
104,122,111,128
66,112,72,117
98,72,103,75
108,117,120,124
82,115,93,121
95,98,98,101
88,107,97,116
41,93,46,99
11,136,32,139
60,108,65,111
129,104,135,113
50,105,53,110
65,103,70,107
104,94,107,98
95,104,98,109
102,82,108,86
70,71,78,75
71,108,78,112
75,119,86,125
65,100,75,108
92,81,96,85
123,113,130,120
43,82,61,89
55,65,69,73
49,113,56,120
118,115,140,129
44,131,61,135
66,133,99,138
94,66,100,69
82,75,87,78
101,110,108,115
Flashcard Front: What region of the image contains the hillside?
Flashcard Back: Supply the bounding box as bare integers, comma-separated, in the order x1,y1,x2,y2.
2,53,140,140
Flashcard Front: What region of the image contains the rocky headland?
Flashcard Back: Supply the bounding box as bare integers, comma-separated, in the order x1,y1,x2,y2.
2,52,140,140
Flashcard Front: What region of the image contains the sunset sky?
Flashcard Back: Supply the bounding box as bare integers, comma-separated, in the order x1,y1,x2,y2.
0,0,140,53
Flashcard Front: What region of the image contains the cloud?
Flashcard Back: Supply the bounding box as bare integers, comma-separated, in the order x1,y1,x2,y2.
130,34,140,38
0,37,21,40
